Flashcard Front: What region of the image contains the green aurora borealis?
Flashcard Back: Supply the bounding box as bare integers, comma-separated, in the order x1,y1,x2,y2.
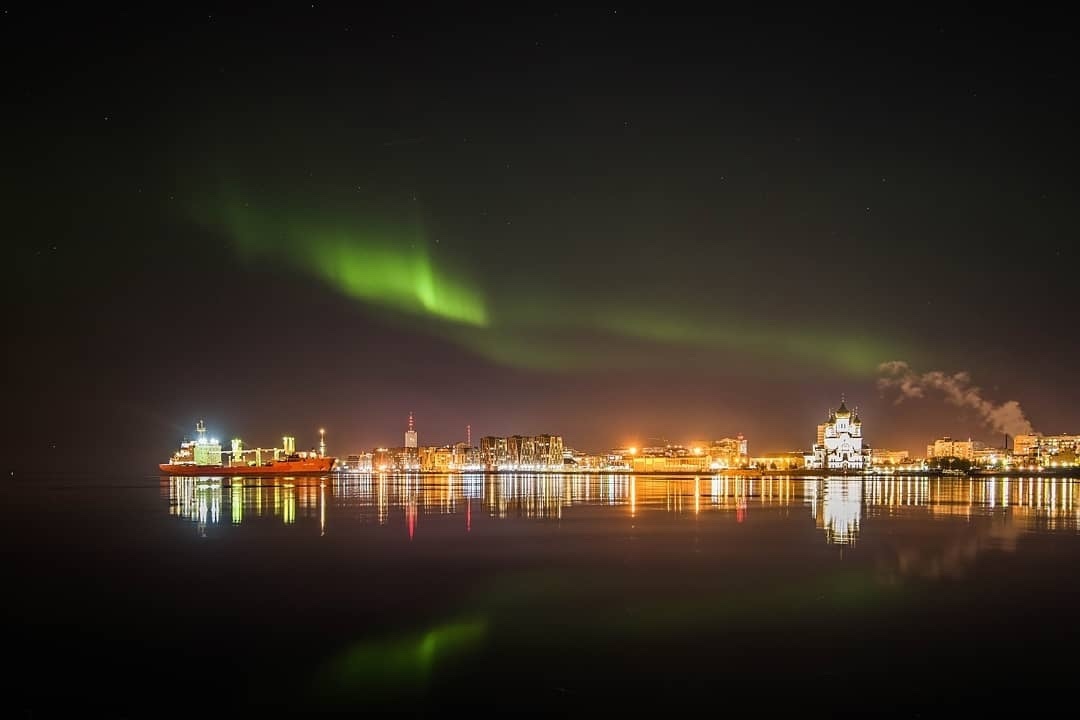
222,202,487,326
207,197,906,376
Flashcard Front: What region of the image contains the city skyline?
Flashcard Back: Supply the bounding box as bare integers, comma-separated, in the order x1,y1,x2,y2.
164,402,1074,470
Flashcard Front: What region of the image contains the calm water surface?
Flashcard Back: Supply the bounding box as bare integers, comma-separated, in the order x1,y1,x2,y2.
5,473,1080,712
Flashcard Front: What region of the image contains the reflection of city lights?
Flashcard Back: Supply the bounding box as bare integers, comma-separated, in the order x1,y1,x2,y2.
164,475,1080,543
818,479,861,546
320,482,326,536
283,484,296,524
231,481,243,524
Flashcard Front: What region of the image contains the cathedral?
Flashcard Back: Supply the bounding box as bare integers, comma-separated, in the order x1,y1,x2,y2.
806,399,868,471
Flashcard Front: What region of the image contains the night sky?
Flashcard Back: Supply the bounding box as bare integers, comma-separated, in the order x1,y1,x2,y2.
4,7,1077,470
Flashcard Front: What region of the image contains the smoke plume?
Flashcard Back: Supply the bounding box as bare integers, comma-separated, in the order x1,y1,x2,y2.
877,361,1033,436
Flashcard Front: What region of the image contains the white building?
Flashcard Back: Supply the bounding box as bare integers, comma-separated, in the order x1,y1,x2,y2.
806,399,867,471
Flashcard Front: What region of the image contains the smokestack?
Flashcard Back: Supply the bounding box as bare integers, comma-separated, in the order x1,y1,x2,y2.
1004,432,1009,451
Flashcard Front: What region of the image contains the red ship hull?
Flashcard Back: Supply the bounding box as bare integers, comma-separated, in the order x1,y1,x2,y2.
159,457,335,476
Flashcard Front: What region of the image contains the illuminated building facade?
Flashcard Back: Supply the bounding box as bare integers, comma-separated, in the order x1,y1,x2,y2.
630,444,710,473
419,446,454,472
405,412,418,449
972,446,1008,467
480,436,508,468
631,455,710,473
341,453,373,472
451,442,482,470
531,434,564,468
507,435,535,466
480,434,565,469
371,447,394,472
565,450,606,470
1013,434,1040,458
1013,433,1080,465
392,446,420,471
807,399,867,471
926,437,977,460
708,435,749,469
870,449,910,467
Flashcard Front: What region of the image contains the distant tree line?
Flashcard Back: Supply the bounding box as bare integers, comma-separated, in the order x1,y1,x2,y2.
927,456,972,473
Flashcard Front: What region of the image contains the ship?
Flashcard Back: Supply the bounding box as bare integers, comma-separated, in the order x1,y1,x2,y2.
158,420,336,476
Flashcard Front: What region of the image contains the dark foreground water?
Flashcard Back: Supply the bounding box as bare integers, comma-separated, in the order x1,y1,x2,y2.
4,473,1080,713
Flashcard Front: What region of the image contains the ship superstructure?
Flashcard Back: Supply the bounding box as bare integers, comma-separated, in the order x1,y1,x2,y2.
159,421,335,475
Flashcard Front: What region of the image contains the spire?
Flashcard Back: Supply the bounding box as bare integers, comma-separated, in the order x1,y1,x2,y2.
408,412,415,432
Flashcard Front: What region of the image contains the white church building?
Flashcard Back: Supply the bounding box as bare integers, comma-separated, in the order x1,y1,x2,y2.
806,399,870,471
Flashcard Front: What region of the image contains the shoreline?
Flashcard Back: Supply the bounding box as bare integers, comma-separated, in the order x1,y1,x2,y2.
144,469,1080,481
321,468,1080,480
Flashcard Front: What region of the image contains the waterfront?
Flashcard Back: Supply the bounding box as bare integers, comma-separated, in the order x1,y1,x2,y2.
5,473,1080,712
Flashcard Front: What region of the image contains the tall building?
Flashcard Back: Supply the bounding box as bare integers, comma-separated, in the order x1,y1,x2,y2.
806,399,867,471
507,435,534,466
533,434,565,468
480,434,563,469
405,413,418,449
480,436,509,469
1013,434,1040,458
